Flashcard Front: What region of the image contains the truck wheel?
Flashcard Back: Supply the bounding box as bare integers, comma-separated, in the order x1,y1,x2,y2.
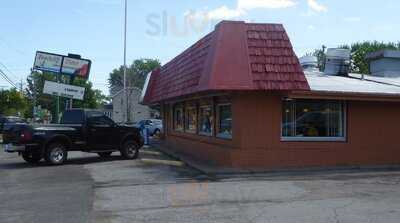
97,152,112,158
45,143,68,165
22,151,42,164
120,140,139,160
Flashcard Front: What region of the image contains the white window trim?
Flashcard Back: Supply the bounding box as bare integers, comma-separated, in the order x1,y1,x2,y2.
216,103,233,140
280,100,347,142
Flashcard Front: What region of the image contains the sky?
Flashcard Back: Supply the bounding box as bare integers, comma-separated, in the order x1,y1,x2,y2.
0,0,399,95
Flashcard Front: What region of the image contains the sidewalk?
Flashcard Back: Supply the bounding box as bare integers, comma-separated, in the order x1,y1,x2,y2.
150,140,400,179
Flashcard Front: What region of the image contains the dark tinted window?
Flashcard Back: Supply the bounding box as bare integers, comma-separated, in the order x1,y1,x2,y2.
217,104,232,139
61,110,85,124
87,112,114,126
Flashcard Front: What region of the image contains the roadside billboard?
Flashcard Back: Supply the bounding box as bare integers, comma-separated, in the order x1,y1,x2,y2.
33,52,63,73
33,51,91,79
43,81,85,100
61,57,91,79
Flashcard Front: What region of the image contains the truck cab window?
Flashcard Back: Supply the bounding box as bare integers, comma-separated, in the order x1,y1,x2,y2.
60,110,85,124
88,115,115,126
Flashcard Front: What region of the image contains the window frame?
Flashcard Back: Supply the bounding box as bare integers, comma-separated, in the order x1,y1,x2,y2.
198,104,214,137
173,104,184,132
216,103,233,140
184,104,198,134
280,99,347,142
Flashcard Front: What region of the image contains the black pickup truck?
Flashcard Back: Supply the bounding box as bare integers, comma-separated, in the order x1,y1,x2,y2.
2,109,144,165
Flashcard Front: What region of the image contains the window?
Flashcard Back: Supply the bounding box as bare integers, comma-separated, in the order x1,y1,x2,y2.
60,110,85,124
199,105,213,136
185,106,197,133
87,114,115,126
282,99,345,141
217,104,232,139
173,104,184,131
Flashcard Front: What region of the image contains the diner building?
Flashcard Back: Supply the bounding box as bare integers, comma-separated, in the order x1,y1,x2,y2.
143,21,400,169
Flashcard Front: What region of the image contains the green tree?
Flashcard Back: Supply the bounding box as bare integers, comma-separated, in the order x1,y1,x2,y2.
0,88,28,116
108,59,161,93
26,71,108,120
346,41,400,74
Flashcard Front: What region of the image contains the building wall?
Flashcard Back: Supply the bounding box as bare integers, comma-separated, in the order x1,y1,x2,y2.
232,93,400,168
370,58,400,77
162,92,400,169
113,88,152,123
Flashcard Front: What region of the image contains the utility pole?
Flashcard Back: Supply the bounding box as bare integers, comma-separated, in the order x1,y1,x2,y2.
31,69,36,122
19,78,23,92
123,0,129,123
56,73,60,123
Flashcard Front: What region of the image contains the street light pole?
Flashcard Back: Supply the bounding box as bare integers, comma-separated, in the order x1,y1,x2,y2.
123,0,128,123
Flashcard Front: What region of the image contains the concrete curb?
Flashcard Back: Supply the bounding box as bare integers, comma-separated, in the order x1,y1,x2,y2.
150,141,400,178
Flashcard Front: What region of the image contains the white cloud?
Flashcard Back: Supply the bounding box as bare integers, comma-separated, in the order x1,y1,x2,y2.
185,0,298,21
238,0,298,10
307,0,327,12
207,6,246,20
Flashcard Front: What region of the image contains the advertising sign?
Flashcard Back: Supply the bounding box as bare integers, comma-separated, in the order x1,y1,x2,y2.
33,52,63,73
33,51,91,79
43,81,85,100
61,57,91,79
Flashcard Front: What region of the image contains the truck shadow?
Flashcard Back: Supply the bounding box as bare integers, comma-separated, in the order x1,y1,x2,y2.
0,155,127,170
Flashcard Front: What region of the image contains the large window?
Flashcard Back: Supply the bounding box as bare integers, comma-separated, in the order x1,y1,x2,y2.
170,97,233,140
199,105,213,136
217,104,232,139
185,106,197,133
282,99,345,141
173,104,184,131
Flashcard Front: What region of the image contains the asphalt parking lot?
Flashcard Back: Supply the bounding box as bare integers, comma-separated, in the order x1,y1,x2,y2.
1,144,400,223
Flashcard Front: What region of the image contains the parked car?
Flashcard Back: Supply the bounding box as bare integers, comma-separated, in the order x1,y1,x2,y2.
2,109,144,165
135,119,163,136
0,116,26,135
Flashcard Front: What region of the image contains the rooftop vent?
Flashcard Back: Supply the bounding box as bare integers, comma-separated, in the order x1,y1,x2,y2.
324,48,351,76
366,50,400,77
299,56,318,71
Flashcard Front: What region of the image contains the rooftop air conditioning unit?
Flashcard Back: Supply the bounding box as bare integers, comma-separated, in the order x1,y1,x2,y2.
299,56,318,71
324,48,351,76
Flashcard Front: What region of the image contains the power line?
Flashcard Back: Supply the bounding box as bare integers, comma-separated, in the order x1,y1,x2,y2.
0,61,19,81
0,68,17,88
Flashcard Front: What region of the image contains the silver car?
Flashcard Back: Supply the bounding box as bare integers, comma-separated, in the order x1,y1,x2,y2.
136,119,163,136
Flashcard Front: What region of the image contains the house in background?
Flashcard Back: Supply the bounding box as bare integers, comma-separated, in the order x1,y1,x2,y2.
102,104,113,119
143,21,400,170
112,87,156,123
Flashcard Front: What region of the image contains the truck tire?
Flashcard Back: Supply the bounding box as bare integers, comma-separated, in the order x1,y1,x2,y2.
45,143,68,165
120,140,139,160
22,151,42,164
97,152,112,158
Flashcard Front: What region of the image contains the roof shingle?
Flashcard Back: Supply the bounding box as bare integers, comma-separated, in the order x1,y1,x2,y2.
143,21,309,104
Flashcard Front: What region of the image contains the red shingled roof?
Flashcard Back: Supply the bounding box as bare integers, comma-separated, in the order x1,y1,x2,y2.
143,21,309,104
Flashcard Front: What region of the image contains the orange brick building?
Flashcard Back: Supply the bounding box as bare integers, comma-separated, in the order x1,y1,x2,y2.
143,21,400,169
